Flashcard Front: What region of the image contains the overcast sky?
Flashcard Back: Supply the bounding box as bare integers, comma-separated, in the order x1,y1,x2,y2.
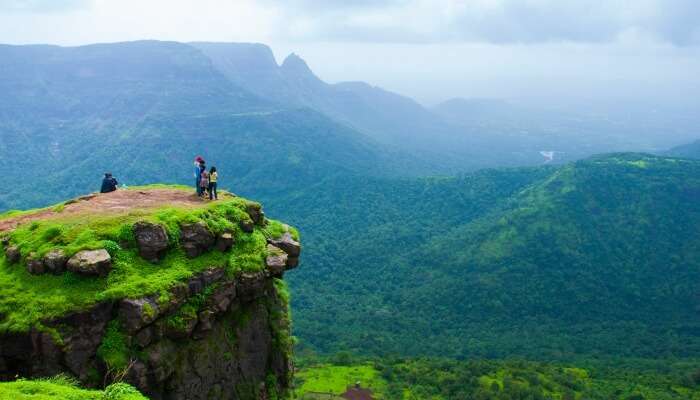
1,0,699,106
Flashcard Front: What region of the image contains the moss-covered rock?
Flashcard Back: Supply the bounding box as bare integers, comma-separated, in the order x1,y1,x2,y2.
0,186,301,399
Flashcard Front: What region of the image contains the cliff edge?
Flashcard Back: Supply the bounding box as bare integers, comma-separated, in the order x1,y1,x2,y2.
0,186,301,400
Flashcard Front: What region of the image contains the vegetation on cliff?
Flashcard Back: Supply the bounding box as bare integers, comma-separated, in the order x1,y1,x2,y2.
0,186,297,333
0,376,146,400
0,186,300,399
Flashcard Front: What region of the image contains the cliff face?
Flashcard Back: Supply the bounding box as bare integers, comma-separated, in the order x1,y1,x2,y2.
0,188,300,400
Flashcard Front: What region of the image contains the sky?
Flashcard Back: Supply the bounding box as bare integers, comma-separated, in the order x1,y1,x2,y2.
1,0,699,106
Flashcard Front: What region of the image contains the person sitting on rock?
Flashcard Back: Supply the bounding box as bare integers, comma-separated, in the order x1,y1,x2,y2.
100,173,118,193
199,164,210,198
208,166,218,200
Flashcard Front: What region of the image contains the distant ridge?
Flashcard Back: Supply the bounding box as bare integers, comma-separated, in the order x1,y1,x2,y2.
664,138,700,159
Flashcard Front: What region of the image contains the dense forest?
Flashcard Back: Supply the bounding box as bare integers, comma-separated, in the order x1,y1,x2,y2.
270,153,700,361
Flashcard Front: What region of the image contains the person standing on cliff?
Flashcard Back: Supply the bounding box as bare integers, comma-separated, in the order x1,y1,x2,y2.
199,163,210,199
208,166,218,200
194,156,204,195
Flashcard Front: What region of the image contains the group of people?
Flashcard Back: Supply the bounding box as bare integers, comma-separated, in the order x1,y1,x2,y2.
194,156,218,200
99,157,220,201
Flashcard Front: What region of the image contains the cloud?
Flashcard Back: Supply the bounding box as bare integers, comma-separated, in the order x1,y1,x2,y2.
0,0,92,13
262,0,700,45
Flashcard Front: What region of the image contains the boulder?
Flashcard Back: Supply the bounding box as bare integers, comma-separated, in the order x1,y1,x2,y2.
26,254,45,275
239,219,254,233
43,249,67,274
208,281,236,313
133,222,169,262
180,222,215,258
4,245,20,264
245,203,265,225
200,267,225,286
265,245,288,276
215,233,234,252
267,232,301,258
66,249,112,277
119,297,160,334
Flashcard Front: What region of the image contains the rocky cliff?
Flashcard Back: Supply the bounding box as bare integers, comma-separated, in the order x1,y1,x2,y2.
0,187,301,400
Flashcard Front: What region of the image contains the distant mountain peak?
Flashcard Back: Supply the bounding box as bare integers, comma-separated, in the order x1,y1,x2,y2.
281,53,315,77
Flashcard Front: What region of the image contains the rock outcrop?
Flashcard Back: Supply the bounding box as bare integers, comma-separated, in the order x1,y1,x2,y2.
133,222,169,262
180,222,216,258
267,231,301,269
26,254,45,275
0,265,292,400
0,192,299,400
43,249,67,274
66,249,112,277
3,245,20,264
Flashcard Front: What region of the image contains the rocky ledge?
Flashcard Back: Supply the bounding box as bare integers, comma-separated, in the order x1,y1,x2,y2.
0,188,301,400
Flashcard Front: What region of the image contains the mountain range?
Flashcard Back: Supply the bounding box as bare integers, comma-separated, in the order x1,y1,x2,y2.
2,40,699,211
1,40,699,367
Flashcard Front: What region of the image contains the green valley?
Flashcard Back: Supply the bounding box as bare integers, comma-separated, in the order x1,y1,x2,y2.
294,357,700,400
274,154,700,361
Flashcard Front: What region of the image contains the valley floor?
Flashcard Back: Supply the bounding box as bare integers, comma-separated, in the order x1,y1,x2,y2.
294,356,700,400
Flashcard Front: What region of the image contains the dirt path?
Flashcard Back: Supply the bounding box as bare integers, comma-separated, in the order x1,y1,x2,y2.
0,188,211,232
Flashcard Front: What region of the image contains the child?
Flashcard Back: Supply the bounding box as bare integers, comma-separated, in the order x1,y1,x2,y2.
209,167,218,200
200,164,209,198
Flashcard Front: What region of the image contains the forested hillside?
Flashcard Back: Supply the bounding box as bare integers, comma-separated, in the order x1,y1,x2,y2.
0,41,424,211
273,154,700,360
2,41,698,211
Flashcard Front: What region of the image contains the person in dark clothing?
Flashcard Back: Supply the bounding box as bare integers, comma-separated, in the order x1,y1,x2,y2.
194,156,204,195
100,173,118,193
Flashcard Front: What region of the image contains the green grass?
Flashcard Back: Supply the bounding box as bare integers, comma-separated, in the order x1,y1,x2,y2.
96,320,131,373
0,208,36,221
294,364,388,398
0,376,147,400
295,358,700,400
0,187,293,334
